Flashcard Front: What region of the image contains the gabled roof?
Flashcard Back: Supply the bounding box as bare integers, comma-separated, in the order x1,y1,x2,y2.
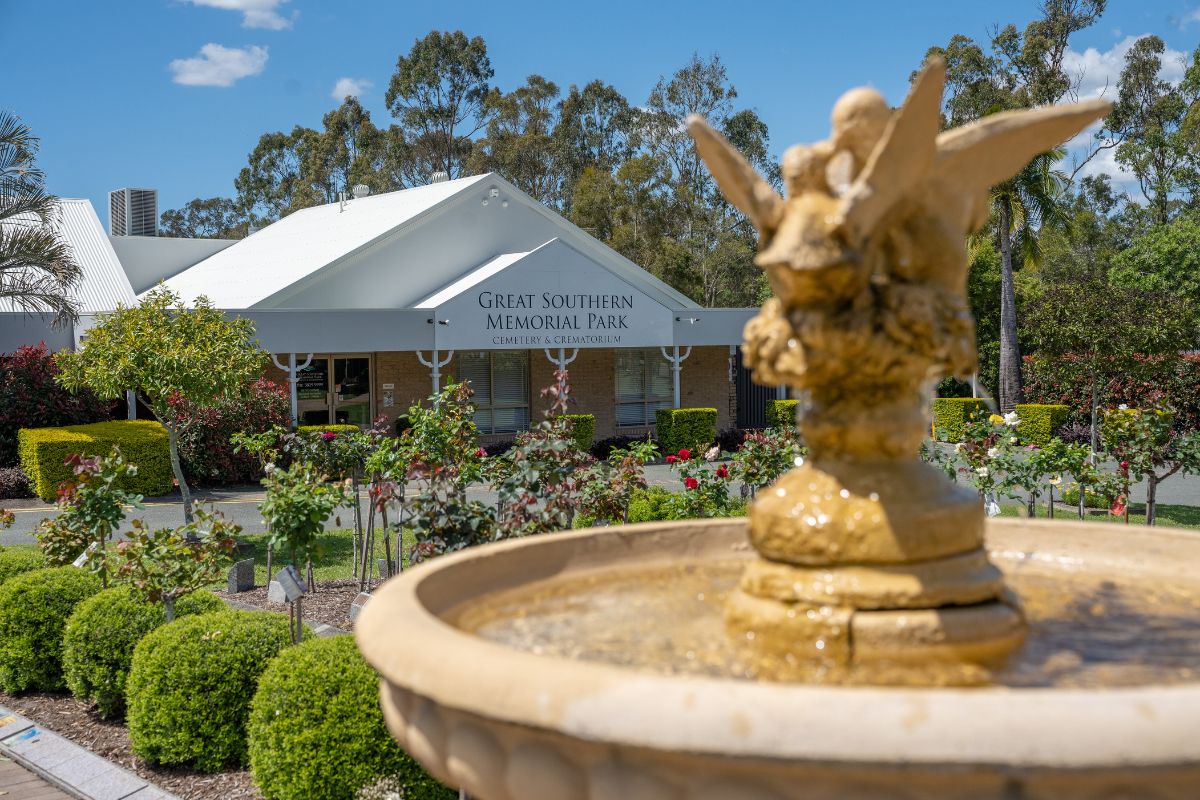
155,173,701,311
155,174,489,308
0,198,136,314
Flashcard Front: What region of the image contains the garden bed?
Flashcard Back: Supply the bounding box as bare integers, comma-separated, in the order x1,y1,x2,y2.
217,578,376,631
0,691,261,800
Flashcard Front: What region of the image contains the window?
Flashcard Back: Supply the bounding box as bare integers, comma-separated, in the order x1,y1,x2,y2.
458,350,530,434
615,349,672,426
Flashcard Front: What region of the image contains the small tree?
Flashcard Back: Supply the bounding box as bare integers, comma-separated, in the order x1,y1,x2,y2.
1102,407,1200,526
34,450,143,586
55,288,266,523
258,462,347,642
578,438,658,525
491,373,594,537
732,428,805,498
107,507,238,621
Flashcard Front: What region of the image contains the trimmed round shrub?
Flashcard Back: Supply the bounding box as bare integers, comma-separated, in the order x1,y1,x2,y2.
0,566,101,692
63,587,225,719
249,635,454,800
126,610,301,772
0,547,46,585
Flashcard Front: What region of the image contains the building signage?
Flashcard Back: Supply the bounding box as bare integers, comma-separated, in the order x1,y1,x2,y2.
426,240,674,350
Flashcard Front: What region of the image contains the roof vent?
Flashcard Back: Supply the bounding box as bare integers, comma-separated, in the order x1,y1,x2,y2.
352,183,370,199
429,171,449,184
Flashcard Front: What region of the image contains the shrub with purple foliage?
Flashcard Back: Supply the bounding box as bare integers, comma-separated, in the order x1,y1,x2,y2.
0,344,113,468
168,379,291,486
0,467,32,500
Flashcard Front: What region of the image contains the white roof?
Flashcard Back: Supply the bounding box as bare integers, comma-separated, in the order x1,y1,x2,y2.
414,248,534,308
155,175,488,308
0,198,136,314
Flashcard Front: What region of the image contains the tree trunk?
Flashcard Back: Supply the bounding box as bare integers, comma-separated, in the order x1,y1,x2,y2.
1047,485,1055,519
165,424,194,524
1146,473,1158,526
164,596,176,624
997,203,1023,412
1089,377,1099,456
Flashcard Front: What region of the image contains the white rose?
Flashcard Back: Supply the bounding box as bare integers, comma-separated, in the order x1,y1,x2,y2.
1003,411,1020,427
1048,475,1062,486
954,443,966,453
987,447,999,458
976,466,989,478
704,446,720,461
1009,437,1018,445
1118,403,1129,411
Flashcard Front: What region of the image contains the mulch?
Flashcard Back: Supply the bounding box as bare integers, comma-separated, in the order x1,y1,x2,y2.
217,578,374,631
0,691,261,800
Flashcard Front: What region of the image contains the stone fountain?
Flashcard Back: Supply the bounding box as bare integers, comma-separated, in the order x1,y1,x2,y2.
358,60,1200,799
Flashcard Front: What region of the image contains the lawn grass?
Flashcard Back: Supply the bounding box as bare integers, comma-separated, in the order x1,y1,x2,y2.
997,501,1200,530
0,527,420,586
227,527,419,586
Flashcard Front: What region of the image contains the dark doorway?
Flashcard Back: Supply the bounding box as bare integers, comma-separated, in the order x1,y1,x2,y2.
734,350,780,429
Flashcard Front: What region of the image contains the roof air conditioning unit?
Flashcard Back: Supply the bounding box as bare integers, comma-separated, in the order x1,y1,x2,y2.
429,171,449,184
108,188,158,236
352,184,370,199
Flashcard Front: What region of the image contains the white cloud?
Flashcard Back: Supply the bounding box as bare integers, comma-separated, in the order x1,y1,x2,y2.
1185,7,1200,26
1063,34,1187,101
331,77,372,100
170,43,269,87
185,0,295,31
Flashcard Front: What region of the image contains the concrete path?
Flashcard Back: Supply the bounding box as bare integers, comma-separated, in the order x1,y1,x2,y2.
4,462,1199,545
0,708,175,799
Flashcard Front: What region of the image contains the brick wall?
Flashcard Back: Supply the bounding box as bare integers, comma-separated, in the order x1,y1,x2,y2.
266,347,736,441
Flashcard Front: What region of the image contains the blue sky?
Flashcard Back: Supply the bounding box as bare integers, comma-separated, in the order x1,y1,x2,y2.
3,0,1198,228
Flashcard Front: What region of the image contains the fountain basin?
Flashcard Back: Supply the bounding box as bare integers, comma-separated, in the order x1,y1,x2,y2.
356,518,1200,799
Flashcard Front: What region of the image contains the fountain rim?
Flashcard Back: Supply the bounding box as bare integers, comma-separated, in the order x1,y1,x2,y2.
356,517,1200,770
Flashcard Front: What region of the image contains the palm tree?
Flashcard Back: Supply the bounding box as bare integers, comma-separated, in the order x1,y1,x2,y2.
990,148,1069,411
0,111,81,324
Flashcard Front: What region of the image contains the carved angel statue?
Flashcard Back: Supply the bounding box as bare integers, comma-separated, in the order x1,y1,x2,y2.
689,59,1109,457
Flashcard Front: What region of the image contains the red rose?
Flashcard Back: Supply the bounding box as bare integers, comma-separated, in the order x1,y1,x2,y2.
716,465,729,478
1119,460,1129,471
678,448,691,460
666,455,677,464
684,477,699,490
322,431,336,441
475,448,487,458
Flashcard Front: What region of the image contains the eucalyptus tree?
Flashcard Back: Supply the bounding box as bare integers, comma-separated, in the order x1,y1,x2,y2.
468,75,563,206
1102,37,1200,225
385,30,495,182
159,197,245,239
0,111,82,323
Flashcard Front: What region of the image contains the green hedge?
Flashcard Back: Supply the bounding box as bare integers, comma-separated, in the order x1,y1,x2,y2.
765,399,797,430
297,424,361,435
1061,484,1116,509
249,635,454,800
18,420,173,501
559,414,595,453
655,408,717,456
63,587,224,719
0,547,46,585
127,610,303,772
931,398,988,442
1015,404,1069,446
0,566,102,692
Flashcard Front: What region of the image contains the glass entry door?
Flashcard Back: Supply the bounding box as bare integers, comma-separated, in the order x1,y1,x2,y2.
295,355,373,427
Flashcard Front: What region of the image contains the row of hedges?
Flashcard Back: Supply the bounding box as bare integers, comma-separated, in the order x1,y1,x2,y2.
18,420,174,501
931,399,1070,445
765,399,797,429
559,414,595,452
0,562,452,799
655,408,718,454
